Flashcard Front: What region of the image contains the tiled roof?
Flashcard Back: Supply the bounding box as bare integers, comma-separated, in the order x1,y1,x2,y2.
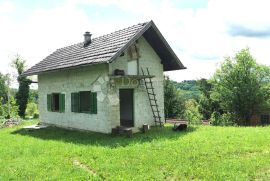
23,21,185,76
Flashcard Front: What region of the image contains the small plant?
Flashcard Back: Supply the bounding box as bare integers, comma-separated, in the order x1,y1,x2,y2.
210,112,235,126
25,102,38,118
184,99,203,125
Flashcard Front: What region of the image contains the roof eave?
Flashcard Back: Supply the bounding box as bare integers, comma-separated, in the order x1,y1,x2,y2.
147,21,185,70
22,61,109,77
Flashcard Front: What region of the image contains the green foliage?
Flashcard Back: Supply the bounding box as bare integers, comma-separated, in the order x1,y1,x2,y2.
1,124,270,179
11,55,30,118
0,73,8,103
172,80,201,101
11,54,26,75
28,89,38,104
184,99,203,125
210,112,235,126
25,102,38,118
164,76,185,118
16,77,30,118
212,48,270,125
0,96,19,119
197,79,223,120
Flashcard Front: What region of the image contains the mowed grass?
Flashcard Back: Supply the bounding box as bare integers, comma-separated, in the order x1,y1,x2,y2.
1,121,270,180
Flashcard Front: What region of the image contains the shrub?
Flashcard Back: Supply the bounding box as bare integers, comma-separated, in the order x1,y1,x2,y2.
26,102,38,118
184,99,203,125
210,112,235,126
0,96,18,119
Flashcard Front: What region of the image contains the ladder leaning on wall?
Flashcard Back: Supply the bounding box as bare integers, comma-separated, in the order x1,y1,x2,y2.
141,67,163,127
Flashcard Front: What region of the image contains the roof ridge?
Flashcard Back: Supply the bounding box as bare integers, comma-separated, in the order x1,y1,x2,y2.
56,21,149,51
92,21,149,40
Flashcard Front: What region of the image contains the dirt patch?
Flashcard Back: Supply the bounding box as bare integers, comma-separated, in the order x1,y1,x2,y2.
255,167,270,180
72,159,99,177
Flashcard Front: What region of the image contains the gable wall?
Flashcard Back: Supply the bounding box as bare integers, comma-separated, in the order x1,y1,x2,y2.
38,64,111,133
108,36,165,129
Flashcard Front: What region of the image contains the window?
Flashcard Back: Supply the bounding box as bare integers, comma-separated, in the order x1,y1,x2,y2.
71,91,97,114
47,93,65,113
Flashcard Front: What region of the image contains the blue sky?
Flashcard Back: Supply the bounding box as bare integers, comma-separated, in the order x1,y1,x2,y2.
0,0,270,84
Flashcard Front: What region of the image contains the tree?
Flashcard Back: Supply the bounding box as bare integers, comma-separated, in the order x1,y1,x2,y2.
197,79,223,120
0,73,8,103
212,48,270,125
11,55,30,118
164,76,185,119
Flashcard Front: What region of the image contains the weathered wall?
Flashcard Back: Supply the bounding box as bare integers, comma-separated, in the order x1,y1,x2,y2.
38,64,111,133
108,36,165,129
39,36,165,133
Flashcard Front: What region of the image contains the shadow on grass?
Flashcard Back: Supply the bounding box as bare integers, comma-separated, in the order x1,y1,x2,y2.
11,125,197,148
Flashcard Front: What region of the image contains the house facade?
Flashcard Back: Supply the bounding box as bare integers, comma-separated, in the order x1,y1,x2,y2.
23,21,185,133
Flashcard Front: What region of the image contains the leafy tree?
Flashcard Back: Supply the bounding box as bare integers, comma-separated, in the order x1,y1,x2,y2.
197,79,223,120
212,48,270,125
164,76,185,119
172,80,201,101
28,89,38,104
0,73,8,103
11,55,30,118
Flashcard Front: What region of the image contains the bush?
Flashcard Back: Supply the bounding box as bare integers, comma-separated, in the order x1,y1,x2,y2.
184,99,203,125
0,96,18,119
210,112,235,126
26,102,38,118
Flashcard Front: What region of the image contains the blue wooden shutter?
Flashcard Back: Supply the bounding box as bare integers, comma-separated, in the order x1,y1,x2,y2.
90,92,97,114
47,94,52,111
59,93,65,113
71,92,79,112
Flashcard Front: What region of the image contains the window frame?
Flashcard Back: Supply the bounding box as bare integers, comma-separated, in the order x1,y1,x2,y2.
47,92,65,113
71,91,97,114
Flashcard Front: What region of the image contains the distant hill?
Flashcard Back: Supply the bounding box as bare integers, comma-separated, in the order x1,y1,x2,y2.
172,80,201,100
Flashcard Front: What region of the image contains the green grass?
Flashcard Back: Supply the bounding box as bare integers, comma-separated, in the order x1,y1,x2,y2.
1,121,270,180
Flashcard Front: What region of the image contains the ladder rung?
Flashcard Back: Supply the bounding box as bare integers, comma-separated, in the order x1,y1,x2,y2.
148,93,156,95
149,99,157,101
150,104,158,107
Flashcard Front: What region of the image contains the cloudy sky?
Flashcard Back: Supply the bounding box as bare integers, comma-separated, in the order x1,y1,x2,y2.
0,0,270,83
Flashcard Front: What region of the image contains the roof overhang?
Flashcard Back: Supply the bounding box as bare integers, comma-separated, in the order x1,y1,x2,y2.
108,20,186,71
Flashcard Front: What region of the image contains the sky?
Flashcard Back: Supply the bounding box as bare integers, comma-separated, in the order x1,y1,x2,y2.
0,0,270,85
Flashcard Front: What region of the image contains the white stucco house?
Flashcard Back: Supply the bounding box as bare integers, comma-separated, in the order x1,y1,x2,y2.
23,20,185,133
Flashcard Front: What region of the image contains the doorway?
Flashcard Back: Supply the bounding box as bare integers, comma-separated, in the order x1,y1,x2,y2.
119,89,134,127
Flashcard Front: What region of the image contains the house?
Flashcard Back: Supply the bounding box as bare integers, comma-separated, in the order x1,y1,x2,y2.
23,20,185,133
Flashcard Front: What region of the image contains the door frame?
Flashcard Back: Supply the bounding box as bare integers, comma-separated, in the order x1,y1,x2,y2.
119,88,134,127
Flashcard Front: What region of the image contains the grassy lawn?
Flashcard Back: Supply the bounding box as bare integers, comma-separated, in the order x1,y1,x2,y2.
1,121,270,180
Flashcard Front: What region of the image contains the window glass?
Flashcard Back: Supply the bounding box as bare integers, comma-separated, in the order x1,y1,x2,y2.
80,91,91,113
52,93,60,112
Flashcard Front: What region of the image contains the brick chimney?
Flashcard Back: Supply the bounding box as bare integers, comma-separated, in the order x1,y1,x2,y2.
84,32,92,47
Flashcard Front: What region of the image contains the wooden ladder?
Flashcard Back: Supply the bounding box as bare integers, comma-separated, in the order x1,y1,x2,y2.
141,68,163,127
